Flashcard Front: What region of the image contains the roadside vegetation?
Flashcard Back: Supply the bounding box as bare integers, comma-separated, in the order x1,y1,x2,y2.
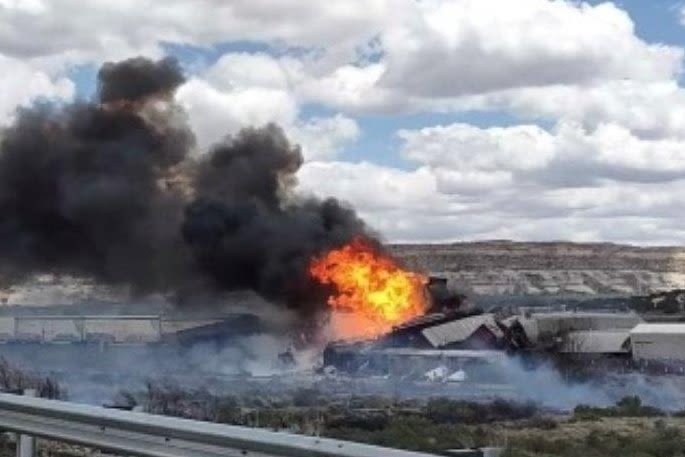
109,382,685,456
0,370,684,456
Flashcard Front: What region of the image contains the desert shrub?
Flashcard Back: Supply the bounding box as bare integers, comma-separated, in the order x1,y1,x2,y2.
326,412,390,431
347,395,394,409
574,396,664,420
425,397,537,424
506,424,685,457
292,388,321,407
0,357,65,399
215,396,241,424
143,381,218,420
615,396,664,417
324,416,474,453
525,416,559,430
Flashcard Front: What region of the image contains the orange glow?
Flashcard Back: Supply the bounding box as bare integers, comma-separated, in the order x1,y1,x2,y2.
309,238,428,339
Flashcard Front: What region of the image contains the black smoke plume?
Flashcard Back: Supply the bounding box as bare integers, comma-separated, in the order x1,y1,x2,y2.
98,56,185,104
0,56,372,315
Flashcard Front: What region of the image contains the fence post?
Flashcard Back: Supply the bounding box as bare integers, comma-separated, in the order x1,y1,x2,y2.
16,389,35,457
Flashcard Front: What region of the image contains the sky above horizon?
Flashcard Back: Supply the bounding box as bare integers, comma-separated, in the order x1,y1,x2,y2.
3,0,685,245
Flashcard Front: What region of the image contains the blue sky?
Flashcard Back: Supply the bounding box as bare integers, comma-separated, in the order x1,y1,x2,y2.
4,0,685,244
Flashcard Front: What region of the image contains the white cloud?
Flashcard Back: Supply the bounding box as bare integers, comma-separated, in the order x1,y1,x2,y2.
299,158,685,244
176,78,298,151
298,63,406,113
399,123,555,171
292,120,685,244
289,115,360,161
442,80,685,139
3,1,675,109
378,0,681,98
0,0,389,71
0,54,74,124
203,53,304,92
400,121,685,187
299,161,450,213
176,57,359,160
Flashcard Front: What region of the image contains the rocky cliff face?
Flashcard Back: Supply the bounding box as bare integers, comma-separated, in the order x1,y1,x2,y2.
5,241,685,305
390,241,685,296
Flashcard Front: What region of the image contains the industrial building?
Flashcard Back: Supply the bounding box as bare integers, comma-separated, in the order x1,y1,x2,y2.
324,308,685,375
515,311,642,345
0,314,260,345
558,330,631,355
325,310,518,376
630,323,685,361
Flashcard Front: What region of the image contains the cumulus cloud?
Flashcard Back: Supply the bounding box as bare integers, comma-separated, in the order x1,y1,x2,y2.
176,77,298,151
0,0,389,70
440,80,685,139
299,161,450,213
289,115,360,161
399,123,556,171
401,121,685,187
296,117,685,244
176,55,359,160
377,0,681,98
299,158,685,244
0,54,74,124
9,0,669,114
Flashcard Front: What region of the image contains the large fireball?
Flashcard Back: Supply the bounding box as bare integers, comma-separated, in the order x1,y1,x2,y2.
309,238,429,338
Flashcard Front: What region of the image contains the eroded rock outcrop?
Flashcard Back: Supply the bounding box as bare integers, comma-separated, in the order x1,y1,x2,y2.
391,241,685,296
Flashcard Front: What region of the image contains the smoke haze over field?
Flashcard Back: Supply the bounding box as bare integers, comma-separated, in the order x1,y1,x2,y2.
0,56,373,315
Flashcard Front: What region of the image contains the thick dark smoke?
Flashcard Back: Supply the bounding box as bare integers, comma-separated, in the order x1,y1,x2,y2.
0,56,373,314
183,126,368,312
98,57,185,104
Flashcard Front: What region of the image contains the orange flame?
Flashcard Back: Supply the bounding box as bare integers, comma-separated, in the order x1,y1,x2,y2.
309,238,428,339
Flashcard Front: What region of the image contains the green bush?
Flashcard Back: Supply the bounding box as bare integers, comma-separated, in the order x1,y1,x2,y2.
573,396,665,421
425,397,537,424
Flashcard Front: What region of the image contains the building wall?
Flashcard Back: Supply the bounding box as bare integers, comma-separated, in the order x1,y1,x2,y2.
84,319,160,343
631,332,685,360
0,317,13,340
0,316,176,343
520,312,642,343
15,318,81,342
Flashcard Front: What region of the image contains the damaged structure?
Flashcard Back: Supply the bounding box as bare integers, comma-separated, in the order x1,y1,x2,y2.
324,297,685,378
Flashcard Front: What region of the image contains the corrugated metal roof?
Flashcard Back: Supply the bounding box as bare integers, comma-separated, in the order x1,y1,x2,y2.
370,348,506,361
631,323,685,335
560,330,630,353
531,311,641,327
393,313,447,330
421,313,502,348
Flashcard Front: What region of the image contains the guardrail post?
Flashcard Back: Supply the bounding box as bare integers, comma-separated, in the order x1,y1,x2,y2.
16,389,35,457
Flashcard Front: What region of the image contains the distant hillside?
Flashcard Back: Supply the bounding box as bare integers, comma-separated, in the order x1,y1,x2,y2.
3,241,685,307
391,241,685,296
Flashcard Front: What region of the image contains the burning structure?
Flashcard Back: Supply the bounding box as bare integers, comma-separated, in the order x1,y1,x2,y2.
308,237,432,340
321,269,685,379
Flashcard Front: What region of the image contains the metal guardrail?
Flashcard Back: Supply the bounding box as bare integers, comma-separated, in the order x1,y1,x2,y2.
0,393,438,457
